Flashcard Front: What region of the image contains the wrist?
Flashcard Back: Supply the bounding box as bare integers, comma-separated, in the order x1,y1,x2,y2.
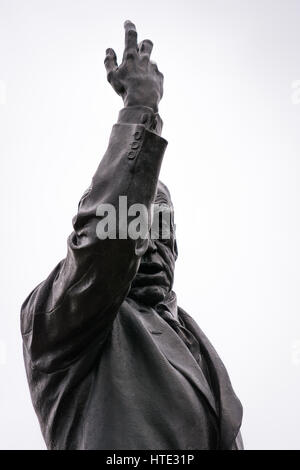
124,100,158,114
123,88,160,114
117,105,163,135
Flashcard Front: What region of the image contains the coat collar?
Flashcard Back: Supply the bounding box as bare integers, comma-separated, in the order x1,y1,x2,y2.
156,290,178,321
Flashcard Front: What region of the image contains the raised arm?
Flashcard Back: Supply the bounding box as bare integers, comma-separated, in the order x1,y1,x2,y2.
21,21,167,372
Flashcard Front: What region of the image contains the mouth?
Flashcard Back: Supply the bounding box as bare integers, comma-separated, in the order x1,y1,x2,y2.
132,261,168,288
138,262,163,275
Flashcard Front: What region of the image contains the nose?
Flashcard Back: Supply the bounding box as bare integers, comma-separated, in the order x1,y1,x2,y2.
147,237,157,254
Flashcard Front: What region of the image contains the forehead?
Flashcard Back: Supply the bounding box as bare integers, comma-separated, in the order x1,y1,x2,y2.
153,188,175,235
155,182,173,208
155,184,174,224
154,194,173,218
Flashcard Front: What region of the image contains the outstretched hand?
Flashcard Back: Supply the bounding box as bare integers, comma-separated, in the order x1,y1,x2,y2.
104,20,164,113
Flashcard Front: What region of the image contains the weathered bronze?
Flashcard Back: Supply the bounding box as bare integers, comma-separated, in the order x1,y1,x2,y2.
21,21,243,450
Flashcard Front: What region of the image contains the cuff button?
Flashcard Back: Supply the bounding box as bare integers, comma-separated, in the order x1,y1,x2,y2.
131,141,140,150
127,151,136,159
134,130,142,140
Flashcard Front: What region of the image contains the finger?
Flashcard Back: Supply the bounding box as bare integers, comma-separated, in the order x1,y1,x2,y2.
138,39,153,59
150,61,163,79
151,61,164,89
151,61,159,73
124,20,138,53
104,48,118,74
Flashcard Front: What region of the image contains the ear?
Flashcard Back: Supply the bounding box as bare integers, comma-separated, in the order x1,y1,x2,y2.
174,239,178,260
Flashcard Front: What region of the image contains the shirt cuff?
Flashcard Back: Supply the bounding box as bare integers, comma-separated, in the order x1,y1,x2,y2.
117,106,163,136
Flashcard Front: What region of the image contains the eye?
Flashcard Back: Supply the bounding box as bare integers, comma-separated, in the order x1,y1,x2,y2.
159,211,172,238
150,203,173,242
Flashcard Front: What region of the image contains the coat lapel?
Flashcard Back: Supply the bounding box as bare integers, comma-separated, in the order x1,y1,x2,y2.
137,308,218,418
179,307,243,450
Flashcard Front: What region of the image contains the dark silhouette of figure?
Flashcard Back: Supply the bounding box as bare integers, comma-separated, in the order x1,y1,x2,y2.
21,21,243,450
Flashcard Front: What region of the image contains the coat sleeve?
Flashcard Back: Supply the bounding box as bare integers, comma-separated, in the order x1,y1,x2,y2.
21,121,167,372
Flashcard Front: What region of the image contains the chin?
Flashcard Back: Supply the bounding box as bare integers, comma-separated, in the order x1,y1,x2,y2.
129,285,168,306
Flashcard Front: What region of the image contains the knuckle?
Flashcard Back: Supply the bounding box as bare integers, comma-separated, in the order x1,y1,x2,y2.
140,53,149,61
128,29,137,38
125,51,135,60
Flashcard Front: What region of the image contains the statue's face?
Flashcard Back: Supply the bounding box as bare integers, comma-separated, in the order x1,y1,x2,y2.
129,186,177,306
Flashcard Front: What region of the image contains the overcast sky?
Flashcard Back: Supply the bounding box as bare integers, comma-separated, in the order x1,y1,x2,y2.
0,0,300,449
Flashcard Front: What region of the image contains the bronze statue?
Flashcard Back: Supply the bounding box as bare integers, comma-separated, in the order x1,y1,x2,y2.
21,21,243,450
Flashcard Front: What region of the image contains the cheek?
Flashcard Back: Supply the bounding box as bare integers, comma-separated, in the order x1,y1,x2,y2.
157,242,176,268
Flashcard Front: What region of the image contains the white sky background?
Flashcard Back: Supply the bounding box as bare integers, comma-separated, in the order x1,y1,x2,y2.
0,0,300,450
